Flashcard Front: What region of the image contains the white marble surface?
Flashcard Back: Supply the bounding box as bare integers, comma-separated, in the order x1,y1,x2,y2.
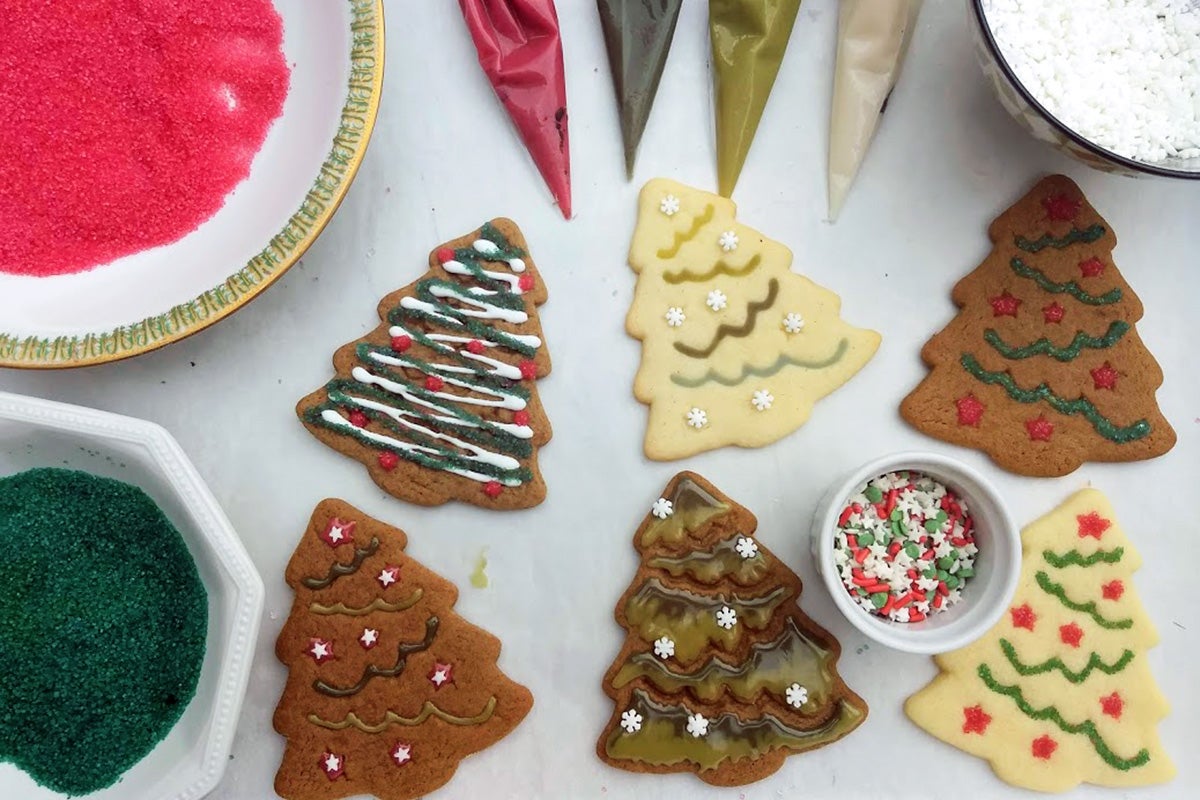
2,1,1198,798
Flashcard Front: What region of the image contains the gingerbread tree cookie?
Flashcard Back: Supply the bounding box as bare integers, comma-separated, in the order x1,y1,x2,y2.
273,500,533,800
906,489,1174,793
626,179,880,460
901,174,1174,477
597,472,867,786
297,219,552,509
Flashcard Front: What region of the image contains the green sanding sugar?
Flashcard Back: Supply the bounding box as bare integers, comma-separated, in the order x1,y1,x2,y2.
0,468,208,795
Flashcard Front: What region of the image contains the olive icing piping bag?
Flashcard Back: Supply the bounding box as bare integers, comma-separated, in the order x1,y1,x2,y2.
597,0,683,178
459,0,572,218
828,0,922,220
710,0,803,197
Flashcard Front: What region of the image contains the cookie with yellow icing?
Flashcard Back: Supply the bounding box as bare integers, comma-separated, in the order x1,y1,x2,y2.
906,489,1174,792
626,179,880,461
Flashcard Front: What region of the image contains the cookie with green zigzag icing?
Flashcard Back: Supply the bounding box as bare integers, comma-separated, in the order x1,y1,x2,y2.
906,488,1174,792
901,174,1174,477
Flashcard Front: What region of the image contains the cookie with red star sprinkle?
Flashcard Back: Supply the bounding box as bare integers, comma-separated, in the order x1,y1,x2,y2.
273,500,533,800
901,175,1175,477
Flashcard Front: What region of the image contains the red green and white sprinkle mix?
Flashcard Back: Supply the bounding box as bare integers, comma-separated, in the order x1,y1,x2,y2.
833,471,977,623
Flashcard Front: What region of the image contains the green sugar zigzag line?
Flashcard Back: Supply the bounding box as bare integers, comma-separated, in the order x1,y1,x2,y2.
1010,258,1122,305
999,638,1134,684
959,354,1151,443
1043,547,1125,568
984,321,1129,362
657,205,715,259
1035,571,1133,629
977,663,1150,771
671,338,848,389
1014,225,1106,253
664,254,761,284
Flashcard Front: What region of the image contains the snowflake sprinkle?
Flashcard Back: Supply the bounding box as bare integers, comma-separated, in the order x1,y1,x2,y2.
659,194,680,216
651,498,674,519
686,712,710,738
786,683,809,708
706,289,728,311
665,307,686,327
686,407,708,428
620,709,643,734
715,606,738,630
735,536,759,559
751,389,774,411
782,312,805,334
653,636,675,659
718,230,739,251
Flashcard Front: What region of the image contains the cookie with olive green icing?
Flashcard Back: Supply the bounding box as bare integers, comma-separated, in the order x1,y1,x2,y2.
597,472,868,786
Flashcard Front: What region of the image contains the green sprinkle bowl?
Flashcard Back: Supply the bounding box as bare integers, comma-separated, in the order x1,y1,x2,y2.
0,391,263,800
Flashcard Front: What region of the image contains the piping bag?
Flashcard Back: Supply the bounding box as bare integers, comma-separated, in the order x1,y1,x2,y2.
710,0,802,197
597,0,683,178
459,0,572,218
828,0,921,220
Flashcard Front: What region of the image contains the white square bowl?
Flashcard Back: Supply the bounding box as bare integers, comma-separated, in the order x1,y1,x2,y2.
0,391,264,800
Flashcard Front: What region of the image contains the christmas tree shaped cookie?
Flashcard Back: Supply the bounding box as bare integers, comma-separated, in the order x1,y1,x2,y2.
597,472,868,786
297,220,553,509
906,489,1174,793
273,500,533,800
627,178,880,460
901,174,1175,477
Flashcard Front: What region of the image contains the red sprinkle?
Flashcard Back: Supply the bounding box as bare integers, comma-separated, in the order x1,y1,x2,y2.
348,410,369,428
378,451,399,471
391,335,413,353
482,481,503,498
0,0,291,276
854,548,870,564
908,610,926,622
518,360,539,381
466,339,486,355
838,507,854,527
846,534,858,549
424,376,445,392
932,594,944,609
518,273,535,292
436,247,456,264
937,582,950,596
512,410,531,426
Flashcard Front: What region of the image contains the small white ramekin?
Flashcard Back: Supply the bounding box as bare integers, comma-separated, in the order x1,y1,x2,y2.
812,451,1021,655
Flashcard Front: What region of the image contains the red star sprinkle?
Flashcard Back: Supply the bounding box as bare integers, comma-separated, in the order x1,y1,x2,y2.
424,375,445,392
1042,302,1065,324
1077,512,1111,540
1079,257,1105,278
1100,692,1124,720
1043,193,1081,222
956,394,986,427
1011,604,1037,631
962,705,992,735
518,360,538,381
518,273,535,292
320,751,345,780
390,334,412,352
378,451,399,471
376,566,401,588
1059,622,1084,648
308,638,335,664
320,518,356,547
1102,580,1125,601
483,480,503,498
359,628,379,650
436,247,455,264
348,410,369,428
512,410,531,426
428,662,454,689
1031,734,1059,760
1090,362,1118,391
391,742,413,767
990,291,1022,318
1025,415,1055,441
466,339,485,355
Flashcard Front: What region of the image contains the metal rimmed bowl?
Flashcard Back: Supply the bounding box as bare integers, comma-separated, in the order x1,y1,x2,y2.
969,0,1200,180
0,1,385,369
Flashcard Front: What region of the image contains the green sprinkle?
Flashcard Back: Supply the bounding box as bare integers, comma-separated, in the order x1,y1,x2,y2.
904,542,920,559
937,569,950,581
890,508,903,521
923,568,937,579
857,532,875,547
937,556,955,570
946,575,961,590
958,567,974,578
864,486,883,503
924,518,942,533
870,592,889,609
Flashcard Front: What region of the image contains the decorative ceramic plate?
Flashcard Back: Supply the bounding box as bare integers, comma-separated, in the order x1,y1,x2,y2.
0,0,384,369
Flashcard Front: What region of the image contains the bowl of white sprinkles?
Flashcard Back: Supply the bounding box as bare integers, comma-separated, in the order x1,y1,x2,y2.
971,0,1200,178
812,452,1021,654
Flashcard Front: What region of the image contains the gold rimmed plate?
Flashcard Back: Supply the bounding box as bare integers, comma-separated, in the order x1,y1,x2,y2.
0,0,385,369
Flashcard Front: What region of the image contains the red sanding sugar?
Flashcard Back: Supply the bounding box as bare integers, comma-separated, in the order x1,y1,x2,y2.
0,0,291,277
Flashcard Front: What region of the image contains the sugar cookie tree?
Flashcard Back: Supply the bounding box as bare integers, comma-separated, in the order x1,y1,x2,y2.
626,179,880,460
901,174,1175,477
906,489,1174,793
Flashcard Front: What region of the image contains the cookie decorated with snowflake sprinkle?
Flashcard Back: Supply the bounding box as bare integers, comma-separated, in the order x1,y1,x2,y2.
901,174,1174,477
597,472,868,786
296,219,552,509
906,489,1174,792
625,179,880,461
273,500,533,800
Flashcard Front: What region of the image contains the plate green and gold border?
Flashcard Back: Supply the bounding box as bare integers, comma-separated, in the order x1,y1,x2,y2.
0,0,386,369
